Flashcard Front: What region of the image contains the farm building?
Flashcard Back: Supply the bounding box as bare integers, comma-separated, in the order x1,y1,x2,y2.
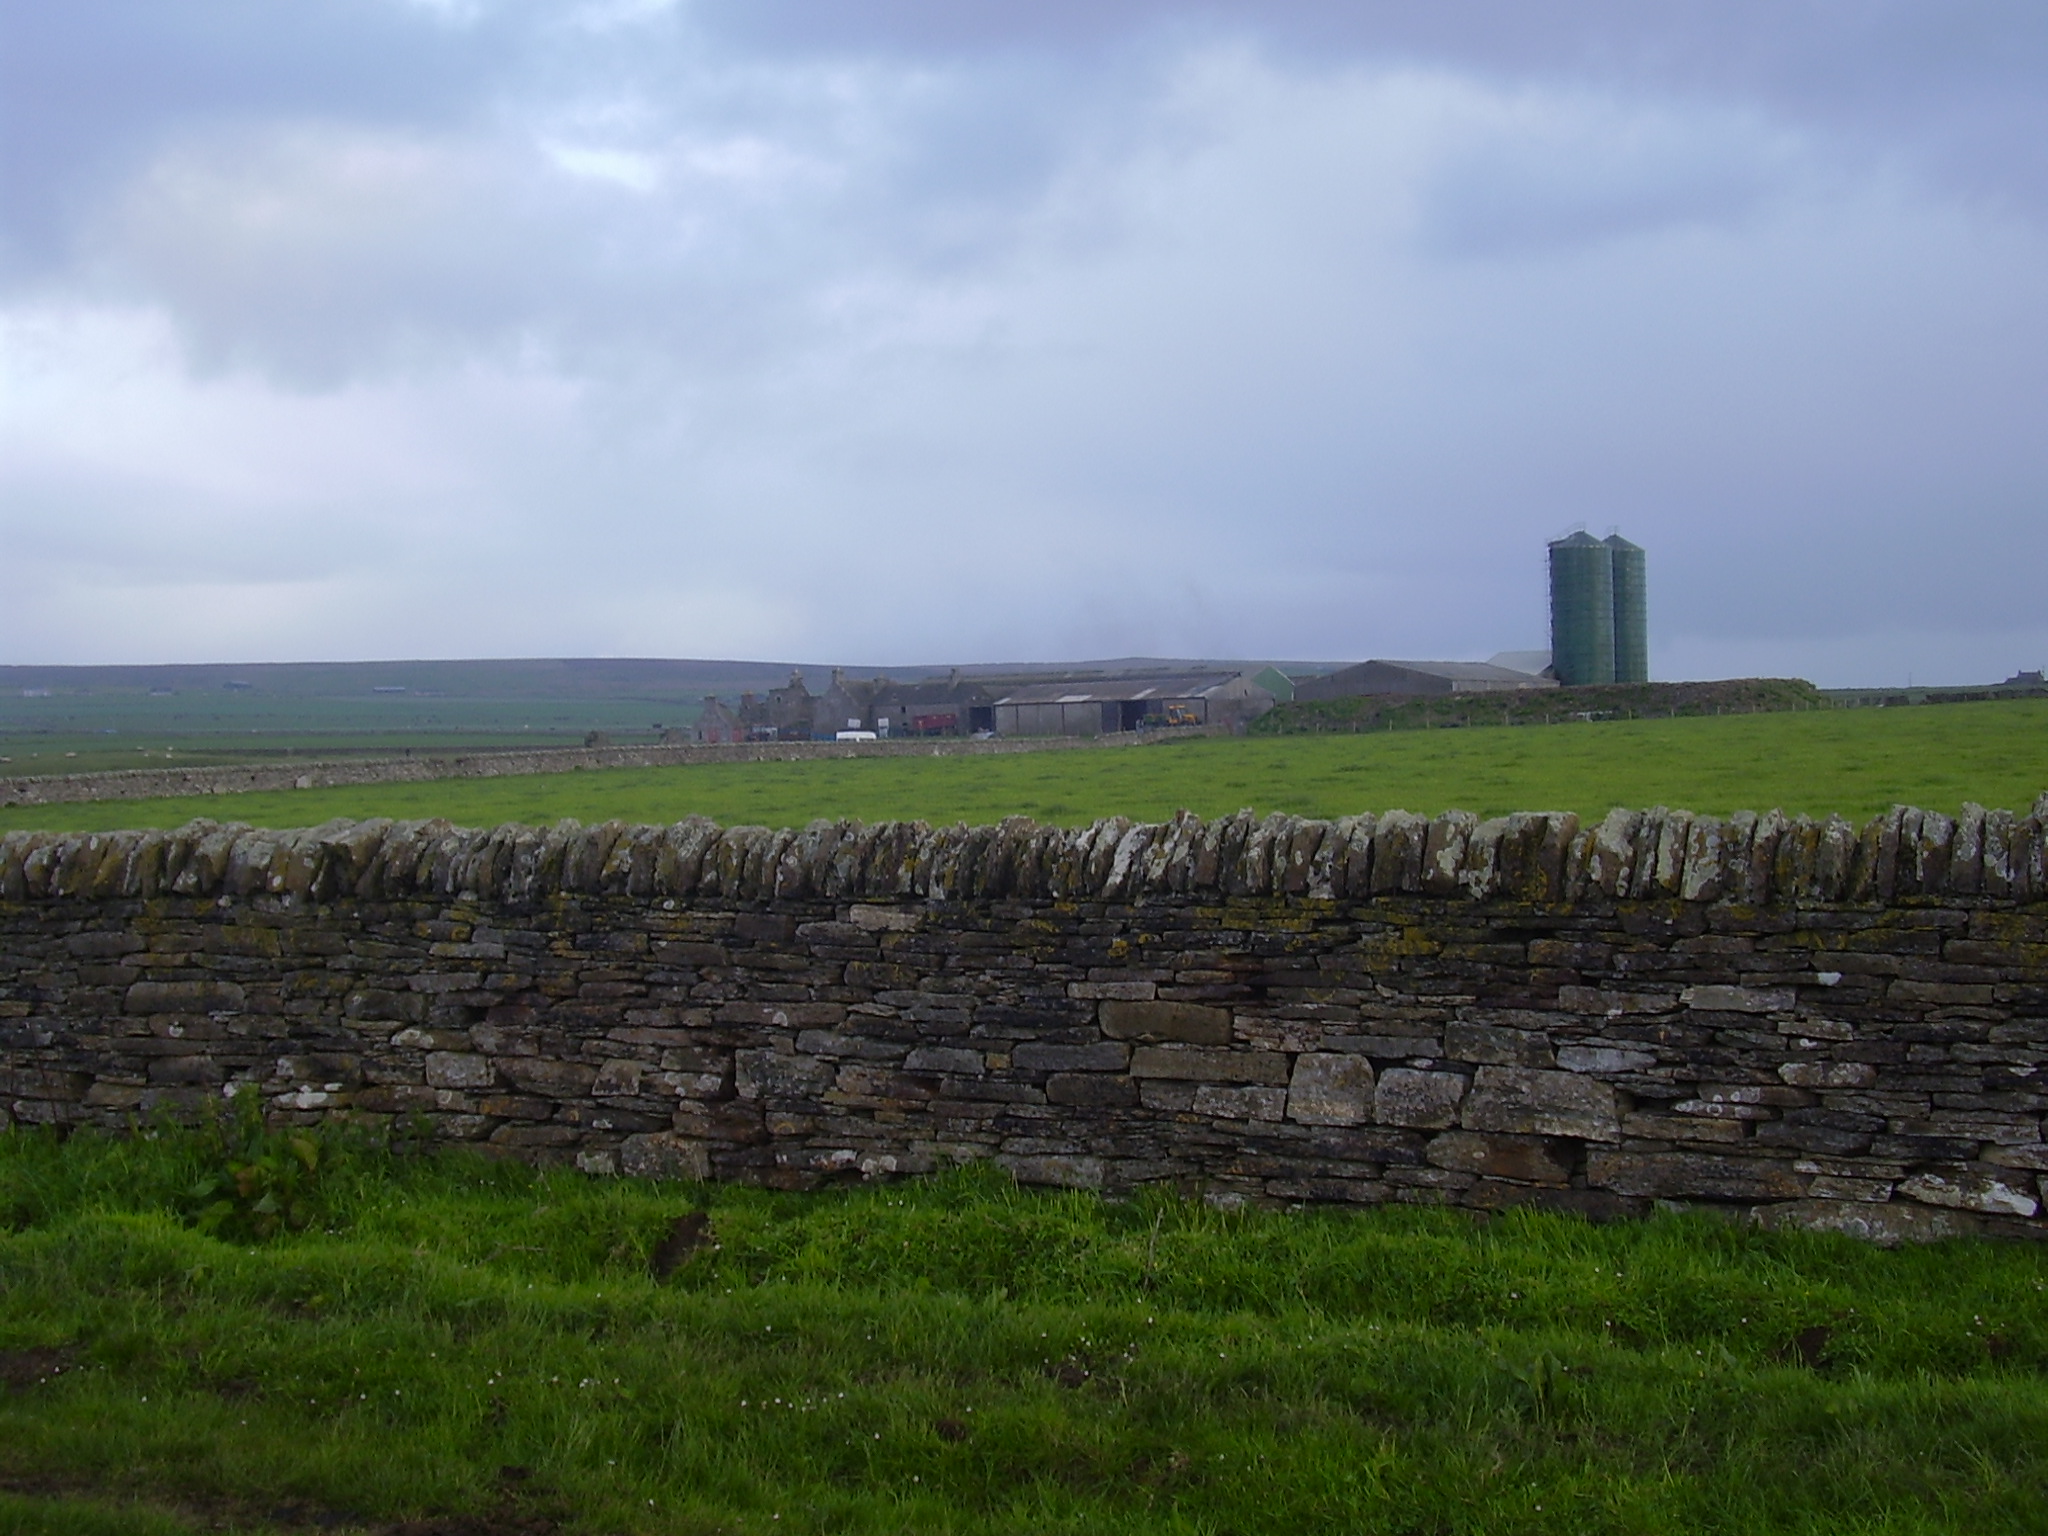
1293,660,1560,703
1486,650,1555,679
871,671,995,736
811,670,996,738
1246,665,1296,702
761,670,817,739
990,671,1275,736
690,696,743,744
816,670,887,737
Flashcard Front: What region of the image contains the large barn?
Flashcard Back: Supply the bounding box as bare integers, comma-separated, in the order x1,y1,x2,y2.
1292,659,1559,703
990,671,1274,736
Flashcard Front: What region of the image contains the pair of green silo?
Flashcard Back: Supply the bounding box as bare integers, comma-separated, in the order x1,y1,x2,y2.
1548,532,1648,685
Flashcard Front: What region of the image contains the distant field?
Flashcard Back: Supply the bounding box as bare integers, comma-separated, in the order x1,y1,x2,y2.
5,701,2045,835
0,694,699,775
0,730,599,777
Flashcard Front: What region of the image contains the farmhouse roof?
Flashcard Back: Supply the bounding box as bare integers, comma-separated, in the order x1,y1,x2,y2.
990,671,1245,706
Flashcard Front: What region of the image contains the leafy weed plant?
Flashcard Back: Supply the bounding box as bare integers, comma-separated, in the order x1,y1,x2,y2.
178,1091,329,1244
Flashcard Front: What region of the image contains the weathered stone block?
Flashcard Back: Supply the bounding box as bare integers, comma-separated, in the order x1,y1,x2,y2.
1890,979,1997,1007
1621,1111,1746,1143
425,1052,496,1090
1777,1060,1879,1089
390,1026,474,1052
903,1045,985,1076
1672,1099,1772,1120
733,1049,837,1100
1806,1174,1894,1202
1682,985,1793,1013
355,1084,440,1114
1285,1053,1376,1126
1586,1150,1806,1201
731,912,796,944
1461,1066,1620,1142
1982,1143,2048,1172
619,1132,711,1181
1444,1022,1554,1067
1099,1000,1232,1045
124,980,245,1015
1898,1166,2039,1217
1558,986,1677,1016
1069,980,1156,1001
1691,1083,1812,1109
1374,1068,1466,1129
1421,811,1477,897
1128,1045,1289,1084
847,903,920,932
66,932,144,959
503,1059,600,1098
1045,1073,1140,1108
1000,1154,1105,1189
1193,1085,1287,1120
1753,1198,1979,1246
346,988,425,1024
1556,1044,1656,1074
148,1057,224,1086
1586,808,1640,896
592,1058,645,1096
1012,1042,1128,1073
1426,1130,1573,1186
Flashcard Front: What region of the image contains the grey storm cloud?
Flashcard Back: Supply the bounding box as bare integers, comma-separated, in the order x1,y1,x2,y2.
1,0,2044,682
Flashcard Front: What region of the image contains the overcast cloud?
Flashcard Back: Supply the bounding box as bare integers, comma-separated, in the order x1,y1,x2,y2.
3,1,2044,683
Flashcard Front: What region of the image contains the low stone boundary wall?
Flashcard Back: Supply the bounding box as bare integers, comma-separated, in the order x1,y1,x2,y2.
0,731,1156,809
4,798,2046,1242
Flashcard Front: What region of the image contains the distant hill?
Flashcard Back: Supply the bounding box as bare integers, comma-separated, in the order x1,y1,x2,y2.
0,654,1346,702
1,658,820,702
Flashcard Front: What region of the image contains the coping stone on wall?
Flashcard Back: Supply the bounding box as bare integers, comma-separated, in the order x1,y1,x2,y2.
6,797,2046,909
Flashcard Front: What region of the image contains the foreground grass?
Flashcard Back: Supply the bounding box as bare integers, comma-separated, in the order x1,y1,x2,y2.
5,700,2048,835
2,1128,2046,1533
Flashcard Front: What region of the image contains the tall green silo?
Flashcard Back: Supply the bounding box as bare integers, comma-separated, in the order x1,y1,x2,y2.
1548,531,1614,685
1605,534,1648,683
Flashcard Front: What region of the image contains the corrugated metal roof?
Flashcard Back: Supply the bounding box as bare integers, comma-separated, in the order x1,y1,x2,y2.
1356,659,1556,684
992,671,1243,705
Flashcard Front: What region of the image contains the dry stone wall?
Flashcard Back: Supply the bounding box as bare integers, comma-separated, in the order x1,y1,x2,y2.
4,799,2048,1243
1,732,1130,809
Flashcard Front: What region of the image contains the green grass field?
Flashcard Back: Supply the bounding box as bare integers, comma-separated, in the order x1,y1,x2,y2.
3,1123,2045,1535
6,701,2047,836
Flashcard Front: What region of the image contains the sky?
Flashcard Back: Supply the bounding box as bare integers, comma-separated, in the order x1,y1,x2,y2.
2,2,2044,686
